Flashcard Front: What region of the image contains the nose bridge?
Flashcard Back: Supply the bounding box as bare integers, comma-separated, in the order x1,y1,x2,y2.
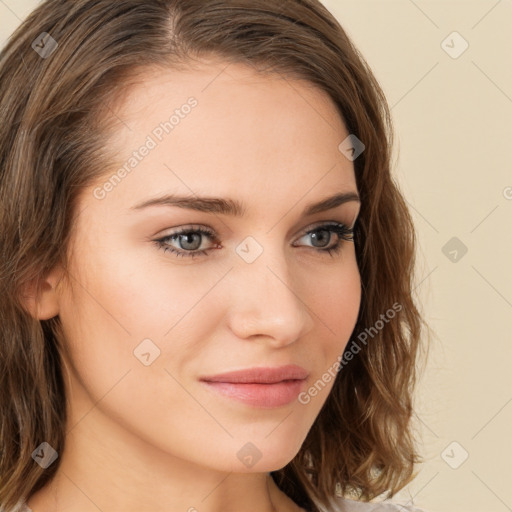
226,238,314,344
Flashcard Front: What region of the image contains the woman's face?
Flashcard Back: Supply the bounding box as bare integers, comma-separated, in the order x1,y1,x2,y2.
53,58,361,474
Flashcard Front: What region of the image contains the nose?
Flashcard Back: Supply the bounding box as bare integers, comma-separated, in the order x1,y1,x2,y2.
225,246,315,348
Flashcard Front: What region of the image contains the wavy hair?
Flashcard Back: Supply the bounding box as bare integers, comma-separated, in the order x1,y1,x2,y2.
0,1,429,510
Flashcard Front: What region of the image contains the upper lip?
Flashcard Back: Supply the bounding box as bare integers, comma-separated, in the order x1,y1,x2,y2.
200,364,309,384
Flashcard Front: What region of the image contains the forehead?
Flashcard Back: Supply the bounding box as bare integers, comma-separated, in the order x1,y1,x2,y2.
89,59,357,214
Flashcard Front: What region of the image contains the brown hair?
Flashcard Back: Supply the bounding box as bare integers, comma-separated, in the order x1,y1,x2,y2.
0,1,429,510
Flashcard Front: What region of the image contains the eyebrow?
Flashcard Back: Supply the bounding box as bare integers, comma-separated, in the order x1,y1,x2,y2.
130,191,360,217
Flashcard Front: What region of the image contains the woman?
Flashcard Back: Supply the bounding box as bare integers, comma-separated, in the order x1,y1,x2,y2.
0,1,430,511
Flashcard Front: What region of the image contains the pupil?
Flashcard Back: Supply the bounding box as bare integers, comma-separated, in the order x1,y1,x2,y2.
312,230,330,247
180,233,201,250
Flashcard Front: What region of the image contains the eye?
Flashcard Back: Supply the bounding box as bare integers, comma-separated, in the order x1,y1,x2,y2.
153,225,219,259
153,222,355,259
293,222,354,257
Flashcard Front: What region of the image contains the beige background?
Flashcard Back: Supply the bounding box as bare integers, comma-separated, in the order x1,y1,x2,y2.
1,1,511,511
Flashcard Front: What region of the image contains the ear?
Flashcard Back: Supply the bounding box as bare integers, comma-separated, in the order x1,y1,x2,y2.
20,265,65,320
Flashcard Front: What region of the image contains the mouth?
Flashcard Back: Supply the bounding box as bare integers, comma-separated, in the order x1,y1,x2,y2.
199,365,309,408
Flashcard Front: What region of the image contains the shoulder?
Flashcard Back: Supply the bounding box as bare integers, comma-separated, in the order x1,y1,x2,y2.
321,496,430,512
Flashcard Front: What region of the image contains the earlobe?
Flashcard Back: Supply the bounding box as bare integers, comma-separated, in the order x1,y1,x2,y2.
20,266,65,320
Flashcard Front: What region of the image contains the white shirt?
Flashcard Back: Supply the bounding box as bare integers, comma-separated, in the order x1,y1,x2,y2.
332,497,429,511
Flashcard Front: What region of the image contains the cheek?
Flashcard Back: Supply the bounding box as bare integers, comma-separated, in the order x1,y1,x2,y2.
56,247,206,444
293,256,360,414
308,253,361,352
328,267,361,338
66,239,213,337
55,245,171,392
56,239,224,396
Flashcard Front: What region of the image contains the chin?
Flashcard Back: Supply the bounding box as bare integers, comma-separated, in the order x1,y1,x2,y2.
230,436,306,474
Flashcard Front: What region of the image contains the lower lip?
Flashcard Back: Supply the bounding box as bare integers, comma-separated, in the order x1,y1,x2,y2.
201,380,305,408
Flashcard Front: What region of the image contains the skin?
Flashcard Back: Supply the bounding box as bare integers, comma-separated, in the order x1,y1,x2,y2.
26,57,361,512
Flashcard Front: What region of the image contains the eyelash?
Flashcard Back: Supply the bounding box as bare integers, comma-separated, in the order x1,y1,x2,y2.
153,222,355,259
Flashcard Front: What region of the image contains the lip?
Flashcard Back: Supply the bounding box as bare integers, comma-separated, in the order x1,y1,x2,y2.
200,365,309,408
200,365,309,384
